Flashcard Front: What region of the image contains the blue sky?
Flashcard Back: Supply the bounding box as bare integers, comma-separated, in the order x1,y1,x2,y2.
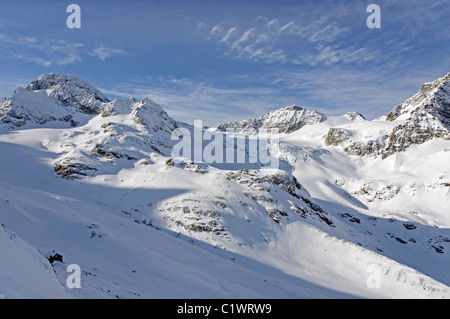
0,0,449,126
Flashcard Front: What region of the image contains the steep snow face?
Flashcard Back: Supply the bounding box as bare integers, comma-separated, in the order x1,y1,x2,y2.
0,73,111,129
0,74,179,178
217,105,325,134
129,98,178,134
48,97,178,179
274,132,450,287
0,88,82,129
99,96,178,134
0,225,71,299
343,112,366,122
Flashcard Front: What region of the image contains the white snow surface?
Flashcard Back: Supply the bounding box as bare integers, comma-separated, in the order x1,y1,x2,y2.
0,73,450,299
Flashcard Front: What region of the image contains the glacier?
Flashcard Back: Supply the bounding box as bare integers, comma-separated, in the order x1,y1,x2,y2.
0,72,449,299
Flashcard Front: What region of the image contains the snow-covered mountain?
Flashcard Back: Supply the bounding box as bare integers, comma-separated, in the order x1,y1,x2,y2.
217,105,326,134
0,74,109,129
382,72,450,158
26,73,110,114
0,73,449,299
318,72,450,158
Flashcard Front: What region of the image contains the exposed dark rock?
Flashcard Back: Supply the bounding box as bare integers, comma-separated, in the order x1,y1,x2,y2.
324,128,350,146
55,163,98,179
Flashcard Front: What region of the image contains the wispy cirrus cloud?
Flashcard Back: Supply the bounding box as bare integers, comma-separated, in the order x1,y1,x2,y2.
97,66,441,127
90,46,126,61
213,25,288,64
308,23,349,44
0,32,84,66
220,27,238,43
299,46,379,66
196,21,207,31
205,13,368,66
0,31,125,66
98,75,296,126
209,24,223,36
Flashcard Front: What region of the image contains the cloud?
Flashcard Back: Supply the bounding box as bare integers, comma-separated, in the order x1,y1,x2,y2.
220,27,237,43
261,64,450,120
208,23,290,64
12,54,51,67
231,28,255,50
90,46,126,61
49,42,84,65
206,13,370,67
210,24,223,35
196,21,207,30
0,29,125,66
99,75,293,126
309,46,378,66
267,18,278,28
278,21,299,34
247,48,287,64
0,32,85,66
308,23,349,44
97,47,450,126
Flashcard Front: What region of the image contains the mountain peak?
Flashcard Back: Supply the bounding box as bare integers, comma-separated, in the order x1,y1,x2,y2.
26,73,110,115
1,74,179,132
351,72,450,158
386,72,450,124
217,105,325,134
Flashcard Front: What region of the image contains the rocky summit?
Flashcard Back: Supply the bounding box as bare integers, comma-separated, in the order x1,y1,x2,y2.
217,105,326,134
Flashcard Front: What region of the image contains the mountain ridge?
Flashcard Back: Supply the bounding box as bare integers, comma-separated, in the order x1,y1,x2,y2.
0,72,449,299
217,105,326,134
26,73,110,114
216,72,450,159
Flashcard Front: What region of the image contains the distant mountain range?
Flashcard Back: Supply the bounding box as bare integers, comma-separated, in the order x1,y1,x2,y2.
0,72,449,299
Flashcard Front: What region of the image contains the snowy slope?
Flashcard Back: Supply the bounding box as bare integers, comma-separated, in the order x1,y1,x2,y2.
0,134,355,299
0,73,449,299
1,129,448,299
0,225,71,299
274,131,450,288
